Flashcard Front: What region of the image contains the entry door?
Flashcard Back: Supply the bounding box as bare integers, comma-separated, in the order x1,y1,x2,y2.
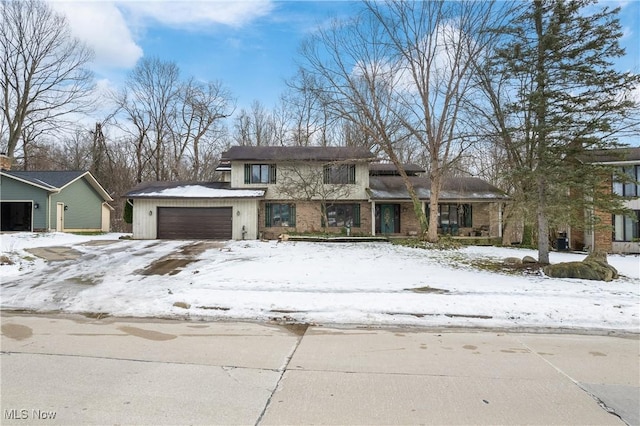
56,203,64,232
380,204,395,234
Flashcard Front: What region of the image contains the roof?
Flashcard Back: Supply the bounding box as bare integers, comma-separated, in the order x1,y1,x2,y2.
222,146,376,162
2,170,85,190
580,147,640,164
125,181,266,199
369,163,426,175
1,170,113,201
368,176,508,201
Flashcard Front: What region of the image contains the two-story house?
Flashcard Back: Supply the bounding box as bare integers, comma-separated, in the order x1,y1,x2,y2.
125,146,507,240
569,147,640,254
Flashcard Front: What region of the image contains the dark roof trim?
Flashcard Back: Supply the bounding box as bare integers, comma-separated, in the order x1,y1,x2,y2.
222,146,375,162
580,147,640,164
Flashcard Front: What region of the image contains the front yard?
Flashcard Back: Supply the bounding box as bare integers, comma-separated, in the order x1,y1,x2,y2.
1,232,638,331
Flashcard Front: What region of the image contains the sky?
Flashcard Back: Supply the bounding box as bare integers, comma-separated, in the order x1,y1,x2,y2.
46,0,640,118
47,0,361,113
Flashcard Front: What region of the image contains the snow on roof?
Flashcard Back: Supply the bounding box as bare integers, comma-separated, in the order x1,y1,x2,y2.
131,184,265,199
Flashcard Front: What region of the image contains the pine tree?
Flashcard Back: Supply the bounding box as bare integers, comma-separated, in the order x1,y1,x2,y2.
482,0,639,263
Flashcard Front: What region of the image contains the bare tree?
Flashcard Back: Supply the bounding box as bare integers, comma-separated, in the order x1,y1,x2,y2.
0,0,95,158
169,78,234,180
275,160,357,231
112,57,180,181
297,0,509,241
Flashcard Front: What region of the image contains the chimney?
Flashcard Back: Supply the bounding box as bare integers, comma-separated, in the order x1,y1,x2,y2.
0,153,12,170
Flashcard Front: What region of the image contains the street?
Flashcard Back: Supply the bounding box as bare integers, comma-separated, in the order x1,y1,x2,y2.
1,313,638,425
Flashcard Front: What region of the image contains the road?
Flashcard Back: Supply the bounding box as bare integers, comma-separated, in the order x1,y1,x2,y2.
1,313,638,425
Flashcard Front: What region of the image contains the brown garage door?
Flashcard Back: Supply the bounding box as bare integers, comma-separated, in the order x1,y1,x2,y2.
157,207,232,240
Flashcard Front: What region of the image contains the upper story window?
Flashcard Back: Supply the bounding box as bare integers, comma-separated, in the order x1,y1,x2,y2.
323,164,356,184
244,164,276,184
613,165,640,197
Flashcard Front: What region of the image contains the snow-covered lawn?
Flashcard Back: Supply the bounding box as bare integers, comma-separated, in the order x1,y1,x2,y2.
1,232,638,332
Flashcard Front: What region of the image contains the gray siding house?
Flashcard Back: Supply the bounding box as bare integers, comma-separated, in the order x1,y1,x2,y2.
1,162,113,233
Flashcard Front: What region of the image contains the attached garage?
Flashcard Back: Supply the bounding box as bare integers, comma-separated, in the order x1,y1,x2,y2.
157,207,232,240
125,182,265,240
1,201,33,231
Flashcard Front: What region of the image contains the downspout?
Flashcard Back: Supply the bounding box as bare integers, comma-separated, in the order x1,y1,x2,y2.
47,193,52,231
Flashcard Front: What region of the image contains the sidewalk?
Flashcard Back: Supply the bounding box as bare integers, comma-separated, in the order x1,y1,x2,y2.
1,313,638,425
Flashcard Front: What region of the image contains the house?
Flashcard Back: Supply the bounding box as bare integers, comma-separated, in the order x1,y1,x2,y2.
125,146,507,240
569,147,640,254
0,155,114,233
368,163,507,238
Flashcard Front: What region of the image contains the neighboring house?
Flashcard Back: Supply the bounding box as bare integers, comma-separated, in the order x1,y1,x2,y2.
0,155,114,233
125,146,507,240
569,147,640,254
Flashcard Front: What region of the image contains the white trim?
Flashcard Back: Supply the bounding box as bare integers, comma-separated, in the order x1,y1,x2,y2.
59,171,113,202
0,171,58,192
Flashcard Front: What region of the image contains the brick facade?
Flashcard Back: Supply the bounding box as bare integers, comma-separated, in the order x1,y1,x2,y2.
259,200,372,239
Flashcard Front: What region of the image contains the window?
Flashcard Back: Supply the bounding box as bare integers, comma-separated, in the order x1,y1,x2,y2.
428,204,472,227
323,164,356,184
323,203,361,227
613,166,640,197
613,211,640,242
244,164,276,184
265,203,296,227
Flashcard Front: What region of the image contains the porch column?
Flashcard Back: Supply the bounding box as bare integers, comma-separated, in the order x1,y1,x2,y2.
498,202,503,238
371,200,376,236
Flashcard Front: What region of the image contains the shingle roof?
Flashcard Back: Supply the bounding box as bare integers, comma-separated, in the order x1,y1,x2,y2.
222,146,375,162
2,170,86,189
369,163,426,175
368,176,507,201
580,147,640,164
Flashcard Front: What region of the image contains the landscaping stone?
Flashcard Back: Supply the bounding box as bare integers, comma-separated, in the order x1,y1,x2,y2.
173,302,191,309
522,256,538,264
504,257,523,265
542,250,618,282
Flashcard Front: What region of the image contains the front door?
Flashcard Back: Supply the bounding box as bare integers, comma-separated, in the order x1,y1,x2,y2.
56,203,64,232
380,204,395,234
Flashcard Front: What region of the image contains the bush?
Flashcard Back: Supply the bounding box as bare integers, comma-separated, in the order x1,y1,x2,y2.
123,201,133,224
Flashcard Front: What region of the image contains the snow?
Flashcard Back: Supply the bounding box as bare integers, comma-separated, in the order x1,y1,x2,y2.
136,185,265,198
1,232,639,332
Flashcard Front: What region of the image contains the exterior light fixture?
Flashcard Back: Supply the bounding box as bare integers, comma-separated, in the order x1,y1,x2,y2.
64,205,68,211
34,203,39,209
149,210,153,216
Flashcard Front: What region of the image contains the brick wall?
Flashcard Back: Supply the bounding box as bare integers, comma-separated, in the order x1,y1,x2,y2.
259,200,372,239
592,174,613,253
593,209,613,252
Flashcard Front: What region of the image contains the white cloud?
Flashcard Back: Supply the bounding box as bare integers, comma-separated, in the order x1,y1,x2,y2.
120,0,275,29
48,1,143,70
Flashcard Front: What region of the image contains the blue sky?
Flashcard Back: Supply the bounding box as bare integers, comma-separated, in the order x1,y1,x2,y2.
49,0,639,116
49,1,361,112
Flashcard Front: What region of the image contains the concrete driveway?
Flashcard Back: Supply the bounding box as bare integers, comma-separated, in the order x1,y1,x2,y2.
1,313,638,425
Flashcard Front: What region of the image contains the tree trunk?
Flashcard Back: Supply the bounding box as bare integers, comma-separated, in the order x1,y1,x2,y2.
537,174,550,264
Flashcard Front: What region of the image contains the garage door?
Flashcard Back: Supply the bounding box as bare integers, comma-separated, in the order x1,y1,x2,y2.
157,207,232,240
